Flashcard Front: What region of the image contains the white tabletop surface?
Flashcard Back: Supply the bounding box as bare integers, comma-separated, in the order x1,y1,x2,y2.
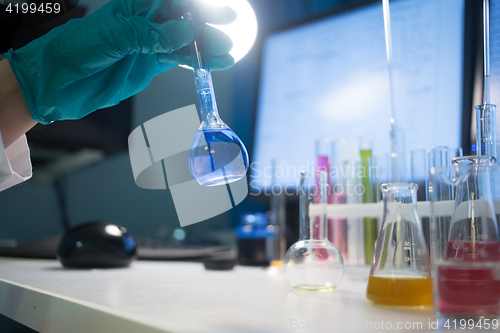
0,258,445,333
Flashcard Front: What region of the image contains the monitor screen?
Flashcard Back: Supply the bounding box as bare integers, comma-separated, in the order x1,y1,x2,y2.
488,0,500,137
251,0,465,191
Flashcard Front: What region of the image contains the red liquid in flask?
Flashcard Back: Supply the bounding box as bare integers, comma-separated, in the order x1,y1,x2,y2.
437,241,500,316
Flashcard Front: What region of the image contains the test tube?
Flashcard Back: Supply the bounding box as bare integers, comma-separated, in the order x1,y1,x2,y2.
390,127,408,183
447,148,463,198
315,138,333,178
315,139,333,241
448,147,463,166
315,139,348,260
376,153,391,186
338,140,364,265
429,146,452,202
410,149,430,252
359,135,378,265
410,149,428,202
430,146,449,168
269,159,286,266
429,146,452,260
340,158,365,266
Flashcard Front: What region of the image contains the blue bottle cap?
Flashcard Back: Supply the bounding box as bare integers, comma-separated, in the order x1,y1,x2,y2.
240,213,268,226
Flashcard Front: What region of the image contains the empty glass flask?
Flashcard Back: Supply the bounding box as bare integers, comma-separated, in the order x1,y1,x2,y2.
283,171,344,291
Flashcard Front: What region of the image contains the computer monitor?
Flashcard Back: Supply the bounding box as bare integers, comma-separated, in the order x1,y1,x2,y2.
251,0,468,192
486,0,500,139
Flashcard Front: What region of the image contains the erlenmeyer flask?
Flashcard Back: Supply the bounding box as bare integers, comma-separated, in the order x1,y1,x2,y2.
183,12,249,186
436,156,500,316
283,171,344,291
447,156,499,256
366,183,432,307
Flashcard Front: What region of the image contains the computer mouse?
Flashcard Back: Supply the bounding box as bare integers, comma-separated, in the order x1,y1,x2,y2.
57,221,136,268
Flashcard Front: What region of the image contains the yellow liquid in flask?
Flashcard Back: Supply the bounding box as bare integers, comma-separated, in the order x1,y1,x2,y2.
366,275,433,307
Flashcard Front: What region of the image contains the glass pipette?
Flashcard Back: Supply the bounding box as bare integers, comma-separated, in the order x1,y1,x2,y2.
476,0,497,158
382,0,406,182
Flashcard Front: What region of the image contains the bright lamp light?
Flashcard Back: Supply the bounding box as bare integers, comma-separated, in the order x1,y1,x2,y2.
179,0,257,69
203,0,258,63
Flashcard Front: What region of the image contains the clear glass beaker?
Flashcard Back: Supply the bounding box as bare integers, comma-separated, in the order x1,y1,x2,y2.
430,156,500,318
366,183,432,307
183,11,249,186
283,170,344,291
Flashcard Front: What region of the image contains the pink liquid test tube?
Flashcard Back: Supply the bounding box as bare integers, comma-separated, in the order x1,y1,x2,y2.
315,139,348,262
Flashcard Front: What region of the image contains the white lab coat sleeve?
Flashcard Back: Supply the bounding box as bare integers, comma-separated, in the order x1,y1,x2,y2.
0,131,32,191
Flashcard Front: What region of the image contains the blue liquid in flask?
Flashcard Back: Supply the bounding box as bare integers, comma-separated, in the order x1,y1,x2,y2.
189,128,249,186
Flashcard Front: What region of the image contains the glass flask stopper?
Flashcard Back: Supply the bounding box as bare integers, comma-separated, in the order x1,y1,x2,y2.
183,11,249,186
283,170,344,291
366,183,432,307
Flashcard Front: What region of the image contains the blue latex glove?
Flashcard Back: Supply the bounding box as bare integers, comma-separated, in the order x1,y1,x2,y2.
4,0,235,124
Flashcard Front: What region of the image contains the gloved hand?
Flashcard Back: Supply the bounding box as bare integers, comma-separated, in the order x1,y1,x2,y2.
4,0,235,124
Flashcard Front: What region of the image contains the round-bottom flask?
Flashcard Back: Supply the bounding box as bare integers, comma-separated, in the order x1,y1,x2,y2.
366,183,432,307
284,171,344,291
183,11,249,186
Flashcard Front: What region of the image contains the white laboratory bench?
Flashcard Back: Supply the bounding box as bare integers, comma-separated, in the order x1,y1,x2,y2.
0,257,442,333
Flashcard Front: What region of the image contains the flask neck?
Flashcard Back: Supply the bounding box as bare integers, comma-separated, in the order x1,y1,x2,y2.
184,11,225,130
381,183,418,205
448,156,499,245
193,68,225,129
453,156,496,202
381,183,419,220
299,202,328,241
299,172,328,241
